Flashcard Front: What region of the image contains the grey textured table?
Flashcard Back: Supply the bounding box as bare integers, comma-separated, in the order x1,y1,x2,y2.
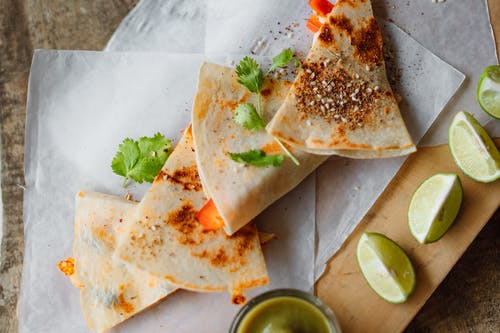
0,1,498,332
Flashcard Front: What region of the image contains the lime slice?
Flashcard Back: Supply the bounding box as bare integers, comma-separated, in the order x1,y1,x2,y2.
448,111,500,183
408,173,463,244
477,65,500,119
356,232,416,303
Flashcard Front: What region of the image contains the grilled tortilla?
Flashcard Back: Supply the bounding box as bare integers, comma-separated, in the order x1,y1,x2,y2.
267,0,415,157
71,191,176,333
191,63,327,235
114,127,268,301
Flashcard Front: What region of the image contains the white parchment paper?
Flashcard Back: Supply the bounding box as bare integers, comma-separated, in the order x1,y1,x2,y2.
19,51,316,333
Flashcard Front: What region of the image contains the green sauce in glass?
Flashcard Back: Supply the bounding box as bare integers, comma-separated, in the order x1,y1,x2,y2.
235,296,333,333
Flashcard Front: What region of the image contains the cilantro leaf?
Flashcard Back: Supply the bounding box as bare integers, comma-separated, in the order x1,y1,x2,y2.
235,57,264,93
111,133,171,186
111,138,140,180
269,48,294,72
137,133,171,162
229,150,285,167
234,103,265,131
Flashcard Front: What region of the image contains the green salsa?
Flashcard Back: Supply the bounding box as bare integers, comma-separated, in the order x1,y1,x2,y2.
235,296,333,333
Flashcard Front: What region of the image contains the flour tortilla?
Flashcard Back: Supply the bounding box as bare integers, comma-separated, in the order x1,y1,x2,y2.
115,128,268,300
191,63,327,235
267,0,415,157
71,191,176,333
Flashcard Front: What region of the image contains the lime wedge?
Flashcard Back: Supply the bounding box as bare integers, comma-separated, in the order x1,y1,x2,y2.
408,173,463,244
356,232,416,303
477,65,500,119
448,111,500,183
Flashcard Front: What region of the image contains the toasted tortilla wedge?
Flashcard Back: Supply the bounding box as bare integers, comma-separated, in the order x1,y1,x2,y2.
267,0,415,157
71,191,176,333
115,128,268,300
191,63,327,235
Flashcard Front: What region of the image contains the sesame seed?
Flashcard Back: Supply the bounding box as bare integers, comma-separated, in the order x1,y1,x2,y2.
310,72,316,79
320,105,325,112
334,114,340,119
374,86,379,91
355,74,360,79
327,86,332,92
358,122,363,127
306,119,312,126
313,87,318,92
327,98,333,103
316,94,322,99
354,88,360,94
309,101,315,106
321,98,327,103
151,225,156,231
354,105,359,111
279,68,286,75
341,117,347,123
365,65,370,72
322,80,328,86
347,83,352,88
325,103,330,109
306,69,312,74
366,87,373,93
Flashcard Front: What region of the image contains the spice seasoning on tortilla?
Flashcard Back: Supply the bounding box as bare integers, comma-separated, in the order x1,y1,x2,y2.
295,61,383,130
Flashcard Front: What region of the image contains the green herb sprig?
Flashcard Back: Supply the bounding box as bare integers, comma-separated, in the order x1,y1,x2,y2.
111,133,171,187
230,48,301,167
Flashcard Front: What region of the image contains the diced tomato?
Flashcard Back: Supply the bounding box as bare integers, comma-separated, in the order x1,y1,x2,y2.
309,0,334,18
57,257,75,276
196,199,225,231
306,14,322,33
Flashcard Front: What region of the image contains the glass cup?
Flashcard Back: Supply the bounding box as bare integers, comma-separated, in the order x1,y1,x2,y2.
229,288,342,333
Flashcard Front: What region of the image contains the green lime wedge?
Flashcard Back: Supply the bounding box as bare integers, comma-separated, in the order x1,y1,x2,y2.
478,65,500,119
356,232,416,304
448,111,500,183
408,173,463,244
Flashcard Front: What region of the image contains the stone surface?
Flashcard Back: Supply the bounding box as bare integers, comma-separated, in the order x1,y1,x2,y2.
0,1,498,333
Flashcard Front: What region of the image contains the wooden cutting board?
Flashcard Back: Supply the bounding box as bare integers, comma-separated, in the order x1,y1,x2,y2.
316,134,499,332
316,3,500,331
316,0,500,333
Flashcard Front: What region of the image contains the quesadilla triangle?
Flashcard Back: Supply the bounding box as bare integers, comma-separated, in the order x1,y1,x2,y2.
191,63,327,236
68,190,176,333
115,127,269,302
267,0,416,157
